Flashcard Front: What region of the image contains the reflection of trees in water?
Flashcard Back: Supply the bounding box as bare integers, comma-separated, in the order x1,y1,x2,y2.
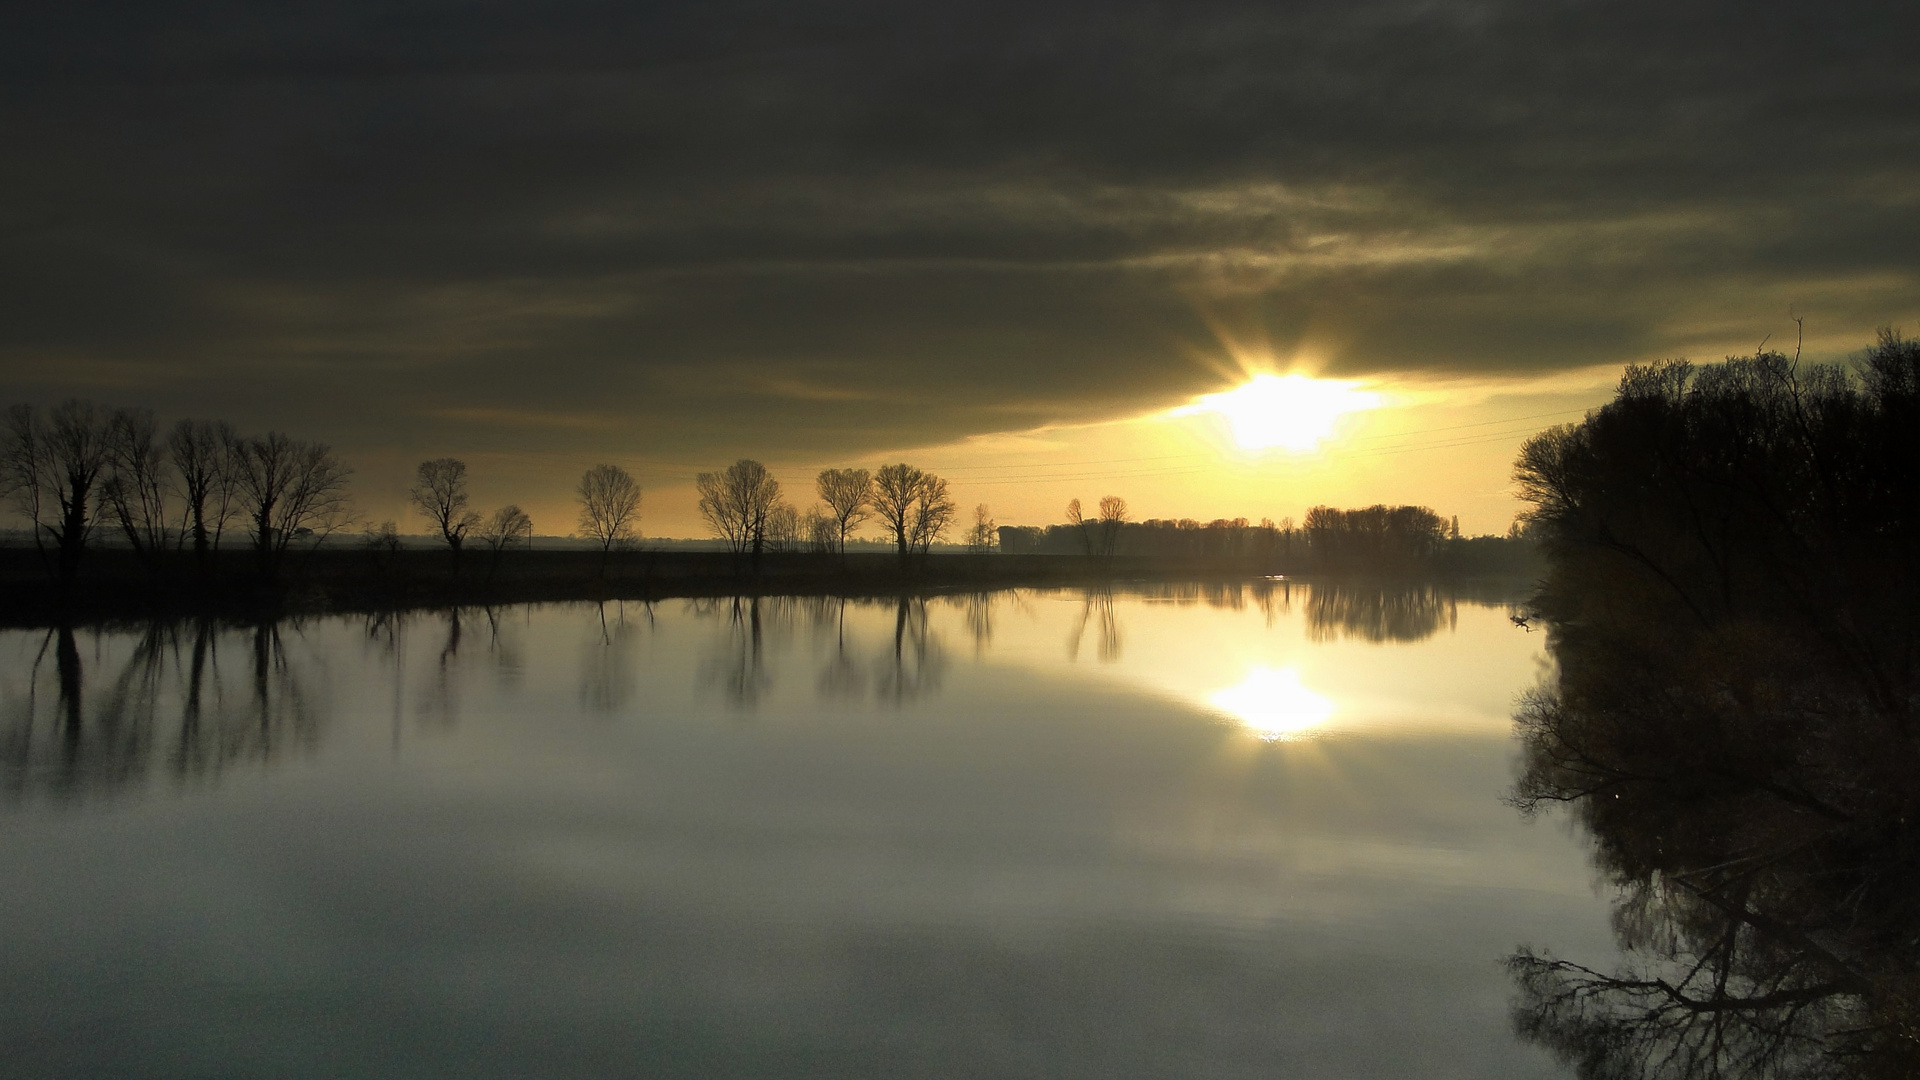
1509,599,1915,1075
1066,588,1122,663
415,607,465,729
1508,622,1920,1078
874,596,942,703
958,591,995,655
478,605,527,693
1113,580,1294,626
582,601,649,715
692,596,776,710
813,597,865,700
1305,582,1457,643
681,595,949,709
1,620,321,803
365,607,531,731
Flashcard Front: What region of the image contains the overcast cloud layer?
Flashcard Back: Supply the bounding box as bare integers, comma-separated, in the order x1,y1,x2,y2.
4,0,1918,463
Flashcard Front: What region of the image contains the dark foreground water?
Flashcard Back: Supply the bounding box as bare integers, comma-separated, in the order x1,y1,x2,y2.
0,584,1616,1079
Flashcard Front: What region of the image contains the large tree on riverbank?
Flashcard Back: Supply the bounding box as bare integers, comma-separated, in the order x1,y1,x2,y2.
233,432,353,578
1506,330,1920,1079
577,463,642,556
409,457,483,569
873,463,955,561
1,401,113,589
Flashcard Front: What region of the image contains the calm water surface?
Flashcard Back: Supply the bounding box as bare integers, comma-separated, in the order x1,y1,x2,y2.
0,584,1617,1079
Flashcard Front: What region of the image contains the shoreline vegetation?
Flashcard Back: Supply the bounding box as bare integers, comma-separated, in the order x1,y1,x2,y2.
0,403,1539,622
0,542,1541,625
0,401,1543,620
1505,330,1920,1076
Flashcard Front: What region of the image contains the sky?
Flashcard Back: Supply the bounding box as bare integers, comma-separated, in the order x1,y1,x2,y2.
4,0,1918,537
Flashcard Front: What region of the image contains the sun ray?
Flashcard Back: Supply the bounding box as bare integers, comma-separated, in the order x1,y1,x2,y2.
1175,374,1380,452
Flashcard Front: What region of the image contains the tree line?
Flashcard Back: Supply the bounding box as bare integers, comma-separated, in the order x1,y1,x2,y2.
1,397,1526,596
998,499,1518,573
695,460,985,564
0,402,354,588
0,399,990,589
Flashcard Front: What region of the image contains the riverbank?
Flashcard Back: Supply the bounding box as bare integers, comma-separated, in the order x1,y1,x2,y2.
0,545,1542,624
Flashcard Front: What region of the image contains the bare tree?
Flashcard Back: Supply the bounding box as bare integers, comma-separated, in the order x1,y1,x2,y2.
1065,498,1093,556
479,504,532,553
0,400,114,587
363,520,402,552
577,464,642,557
803,506,838,553
909,474,957,554
100,407,173,573
168,419,241,566
409,457,483,569
1097,495,1128,559
764,502,801,553
966,503,996,553
232,432,354,577
815,467,873,554
873,463,926,558
478,504,532,580
696,459,782,564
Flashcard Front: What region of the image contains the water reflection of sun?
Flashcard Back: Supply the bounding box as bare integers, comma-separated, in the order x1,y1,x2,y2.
1210,667,1334,740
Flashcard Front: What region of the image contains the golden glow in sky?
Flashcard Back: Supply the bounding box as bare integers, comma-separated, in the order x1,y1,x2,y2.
1176,374,1381,452
1209,666,1335,740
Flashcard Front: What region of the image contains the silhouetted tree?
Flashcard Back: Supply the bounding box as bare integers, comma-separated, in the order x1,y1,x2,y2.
1096,495,1128,559
1504,332,1920,1080
763,503,802,553
409,457,483,569
1064,497,1092,556
1302,504,1446,572
696,459,781,567
362,520,402,573
478,504,532,581
232,432,353,578
803,506,838,554
576,464,641,571
479,504,531,552
816,467,873,554
872,463,926,559
167,419,241,568
101,407,173,574
0,400,114,588
966,503,996,553
908,473,956,555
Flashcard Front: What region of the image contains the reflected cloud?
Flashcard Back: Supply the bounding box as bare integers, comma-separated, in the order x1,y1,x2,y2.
1209,667,1334,741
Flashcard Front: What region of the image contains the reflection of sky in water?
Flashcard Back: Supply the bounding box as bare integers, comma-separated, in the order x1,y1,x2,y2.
982,584,1542,739
0,586,1605,1080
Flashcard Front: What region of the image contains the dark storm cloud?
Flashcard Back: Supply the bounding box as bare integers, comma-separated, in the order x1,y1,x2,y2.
3,0,1917,459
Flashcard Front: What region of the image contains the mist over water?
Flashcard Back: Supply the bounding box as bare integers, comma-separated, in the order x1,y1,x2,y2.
0,585,1613,1079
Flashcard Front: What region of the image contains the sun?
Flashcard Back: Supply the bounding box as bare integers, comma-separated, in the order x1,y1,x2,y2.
1209,667,1335,740
1179,373,1380,452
